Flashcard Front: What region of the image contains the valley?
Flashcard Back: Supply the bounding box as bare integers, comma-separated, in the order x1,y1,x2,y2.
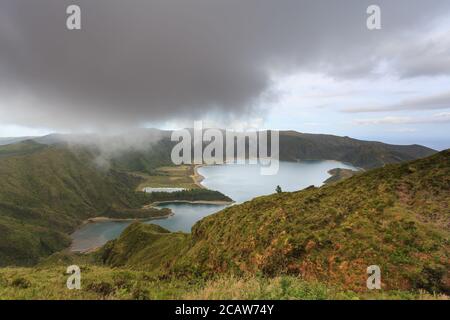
71,159,356,251
0,132,447,300
2,0,450,305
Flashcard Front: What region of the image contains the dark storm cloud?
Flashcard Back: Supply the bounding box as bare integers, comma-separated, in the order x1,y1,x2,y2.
0,0,449,130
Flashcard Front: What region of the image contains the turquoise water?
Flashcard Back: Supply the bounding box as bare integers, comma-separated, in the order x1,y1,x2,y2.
70,160,356,252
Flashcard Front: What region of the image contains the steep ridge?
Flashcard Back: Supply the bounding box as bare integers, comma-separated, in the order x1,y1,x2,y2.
13,150,446,298
99,223,190,271
168,150,449,292
0,142,149,266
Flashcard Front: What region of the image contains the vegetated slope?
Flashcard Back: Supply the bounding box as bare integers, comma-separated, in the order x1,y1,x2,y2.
175,150,450,292
34,131,175,175
279,131,436,169
0,137,36,146
99,223,190,272
144,189,232,204
324,168,360,184
109,137,175,174
0,140,45,158
3,264,443,299
0,142,149,266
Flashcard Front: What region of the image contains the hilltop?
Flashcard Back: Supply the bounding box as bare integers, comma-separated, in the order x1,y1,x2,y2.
0,136,444,294
278,131,436,169
174,149,449,292
3,130,436,171
0,150,448,299
99,150,449,293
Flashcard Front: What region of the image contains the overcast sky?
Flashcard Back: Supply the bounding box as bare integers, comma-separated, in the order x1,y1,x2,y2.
0,0,449,149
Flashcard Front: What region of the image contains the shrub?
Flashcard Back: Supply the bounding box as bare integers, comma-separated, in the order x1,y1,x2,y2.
11,277,31,289
86,281,115,297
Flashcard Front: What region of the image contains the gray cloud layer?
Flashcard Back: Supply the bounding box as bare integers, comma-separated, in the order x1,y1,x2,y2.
0,0,449,130
354,112,450,125
343,91,450,113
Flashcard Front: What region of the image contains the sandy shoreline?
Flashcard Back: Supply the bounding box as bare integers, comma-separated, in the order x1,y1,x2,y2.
192,164,206,188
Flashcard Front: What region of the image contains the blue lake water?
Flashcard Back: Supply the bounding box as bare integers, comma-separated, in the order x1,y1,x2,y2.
70,160,357,252
198,160,356,203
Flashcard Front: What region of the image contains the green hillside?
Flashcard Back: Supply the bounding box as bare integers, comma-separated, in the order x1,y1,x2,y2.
0,141,446,298
0,143,155,266
99,223,190,271
324,168,360,184
170,150,449,293
30,130,436,172
3,265,442,300
0,141,233,266
0,140,46,158
1,145,448,299
92,150,449,295
278,131,436,169
137,131,436,171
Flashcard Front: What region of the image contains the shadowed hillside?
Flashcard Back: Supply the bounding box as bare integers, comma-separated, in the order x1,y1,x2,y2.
0,141,233,266
0,143,154,266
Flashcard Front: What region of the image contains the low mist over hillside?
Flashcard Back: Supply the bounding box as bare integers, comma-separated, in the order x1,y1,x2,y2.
2,129,437,170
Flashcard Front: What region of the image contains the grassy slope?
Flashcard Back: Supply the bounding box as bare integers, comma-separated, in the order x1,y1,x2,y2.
0,141,231,266
134,166,199,190
84,150,449,296
144,189,232,204
109,138,175,174
0,142,445,299
2,143,449,300
0,220,446,300
324,168,360,184
3,266,445,300
175,150,449,293
1,231,444,300
98,223,191,271
0,142,151,266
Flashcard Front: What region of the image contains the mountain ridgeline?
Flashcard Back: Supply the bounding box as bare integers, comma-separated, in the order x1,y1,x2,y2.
278,131,436,169
29,129,436,172
101,150,450,293
0,131,439,269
